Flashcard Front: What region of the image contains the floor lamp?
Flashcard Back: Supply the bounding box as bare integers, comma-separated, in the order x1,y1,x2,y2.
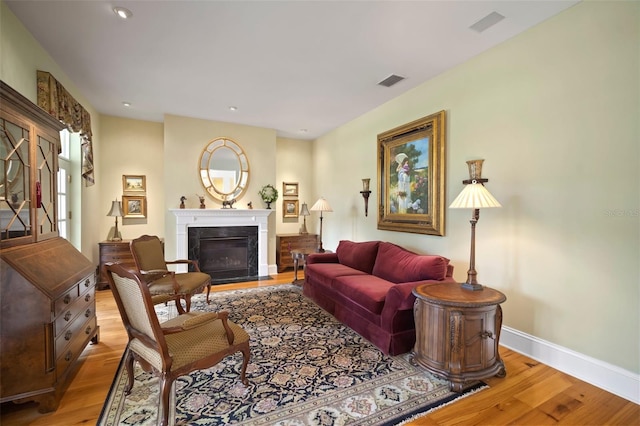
449,160,501,291
310,197,333,252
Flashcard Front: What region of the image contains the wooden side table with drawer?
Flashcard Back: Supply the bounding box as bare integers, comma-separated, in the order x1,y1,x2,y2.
411,282,507,392
276,234,318,272
97,240,136,290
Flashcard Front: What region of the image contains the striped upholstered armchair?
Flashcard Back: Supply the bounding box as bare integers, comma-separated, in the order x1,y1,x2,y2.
105,263,250,426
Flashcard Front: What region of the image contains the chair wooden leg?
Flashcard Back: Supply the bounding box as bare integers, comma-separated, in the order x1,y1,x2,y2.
175,296,186,315
184,294,192,313
124,350,135,394
158,375,173,426
206,284,211,304
239,344,251,386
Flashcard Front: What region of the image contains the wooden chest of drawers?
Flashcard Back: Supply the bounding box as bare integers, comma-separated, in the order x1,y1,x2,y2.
0,237,99,412
276,234,318,272
98,240,136,289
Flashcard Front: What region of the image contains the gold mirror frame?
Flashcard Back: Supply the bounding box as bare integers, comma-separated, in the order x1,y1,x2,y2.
199,137,250,203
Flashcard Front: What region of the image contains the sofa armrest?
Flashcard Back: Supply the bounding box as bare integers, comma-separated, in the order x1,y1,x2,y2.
380,279,457,330
306,252,339,264
446,264,454,277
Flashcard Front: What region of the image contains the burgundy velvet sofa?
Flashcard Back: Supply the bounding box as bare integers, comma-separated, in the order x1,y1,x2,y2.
303,240,456,356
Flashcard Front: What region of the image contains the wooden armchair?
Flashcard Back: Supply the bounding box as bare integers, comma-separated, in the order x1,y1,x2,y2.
130,234,211,314
105,263,250,426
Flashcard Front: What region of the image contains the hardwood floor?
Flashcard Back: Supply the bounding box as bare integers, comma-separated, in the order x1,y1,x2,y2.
1,271,638,425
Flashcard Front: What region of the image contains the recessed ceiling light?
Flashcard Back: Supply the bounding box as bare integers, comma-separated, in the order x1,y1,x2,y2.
299,129,308,134
113,7,133,19
122,101,131,107
229,106,238,111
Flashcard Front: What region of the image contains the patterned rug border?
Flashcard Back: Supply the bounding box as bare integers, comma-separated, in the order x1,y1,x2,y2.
98,284,488,425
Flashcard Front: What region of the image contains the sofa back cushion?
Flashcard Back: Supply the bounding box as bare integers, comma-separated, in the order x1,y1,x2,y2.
372,242,449,283
336,240,381,274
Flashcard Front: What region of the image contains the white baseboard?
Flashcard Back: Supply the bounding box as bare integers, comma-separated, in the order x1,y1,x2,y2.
501,326,639,404
268,263,278,277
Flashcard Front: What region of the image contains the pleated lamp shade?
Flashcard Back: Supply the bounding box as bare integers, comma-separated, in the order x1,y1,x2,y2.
310,197,333,212
449,181,501,209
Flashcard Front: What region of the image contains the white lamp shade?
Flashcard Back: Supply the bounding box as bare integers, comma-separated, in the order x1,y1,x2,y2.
449,182,501,209
310,197,333,212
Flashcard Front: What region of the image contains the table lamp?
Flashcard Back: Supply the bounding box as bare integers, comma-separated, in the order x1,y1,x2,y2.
299,202,310,234
107,199,124,241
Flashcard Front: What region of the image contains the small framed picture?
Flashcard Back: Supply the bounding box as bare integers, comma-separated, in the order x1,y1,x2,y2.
283,199,299,218
123,175,146,193
122,195,147,218
283,182,299,197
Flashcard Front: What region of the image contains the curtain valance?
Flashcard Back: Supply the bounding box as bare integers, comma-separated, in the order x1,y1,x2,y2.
36,70,95,186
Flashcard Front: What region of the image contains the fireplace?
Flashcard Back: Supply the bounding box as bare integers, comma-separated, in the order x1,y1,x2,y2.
171,209,273,280
188,226,258,283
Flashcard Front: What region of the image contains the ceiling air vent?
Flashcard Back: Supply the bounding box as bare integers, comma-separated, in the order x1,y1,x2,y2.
378,74,405,88
470,11,505,33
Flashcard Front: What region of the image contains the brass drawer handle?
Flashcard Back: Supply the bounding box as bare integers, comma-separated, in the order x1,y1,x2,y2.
84,279,90,287
85,309,91,318
85,294,91,302
65,351,72,362
65,330,73,341
85,326,92,335
64,294,71,304
64,311,72,321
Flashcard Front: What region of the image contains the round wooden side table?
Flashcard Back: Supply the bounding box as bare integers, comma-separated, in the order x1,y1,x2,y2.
411,282,507,392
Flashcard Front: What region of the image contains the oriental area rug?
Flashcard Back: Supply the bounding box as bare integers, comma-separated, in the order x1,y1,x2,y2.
98,285,485,425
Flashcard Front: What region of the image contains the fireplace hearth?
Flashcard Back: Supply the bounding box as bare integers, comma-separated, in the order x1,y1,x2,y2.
188,226,258,283
172,209,273,282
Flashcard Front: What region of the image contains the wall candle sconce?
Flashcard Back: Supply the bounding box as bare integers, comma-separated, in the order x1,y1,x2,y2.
449,159,501,291
360,178,372,216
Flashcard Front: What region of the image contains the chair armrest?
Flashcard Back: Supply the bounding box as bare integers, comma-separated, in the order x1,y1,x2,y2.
166,259,201,272
161,311,235,344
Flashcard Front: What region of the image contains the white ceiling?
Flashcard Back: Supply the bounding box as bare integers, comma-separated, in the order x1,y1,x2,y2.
6,0,579,140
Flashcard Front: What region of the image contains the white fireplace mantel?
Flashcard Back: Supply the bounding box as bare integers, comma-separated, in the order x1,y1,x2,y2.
170,209,273,276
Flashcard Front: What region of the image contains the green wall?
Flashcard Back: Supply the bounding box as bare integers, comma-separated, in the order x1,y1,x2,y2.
313,1,639,372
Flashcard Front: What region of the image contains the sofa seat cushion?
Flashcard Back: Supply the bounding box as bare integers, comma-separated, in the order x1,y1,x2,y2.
305,263,367,289
335,240,381,274
372,242,450,283
332,275,394,315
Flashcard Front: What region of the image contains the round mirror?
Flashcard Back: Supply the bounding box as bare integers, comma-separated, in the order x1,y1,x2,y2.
199,137,250,203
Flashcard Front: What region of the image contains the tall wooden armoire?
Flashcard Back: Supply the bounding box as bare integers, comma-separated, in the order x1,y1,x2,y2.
0,81,99,412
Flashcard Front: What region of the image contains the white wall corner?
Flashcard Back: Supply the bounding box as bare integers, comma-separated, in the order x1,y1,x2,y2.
501,326,639,404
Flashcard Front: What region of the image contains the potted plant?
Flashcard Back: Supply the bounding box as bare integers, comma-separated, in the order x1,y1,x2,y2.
259,184,278,209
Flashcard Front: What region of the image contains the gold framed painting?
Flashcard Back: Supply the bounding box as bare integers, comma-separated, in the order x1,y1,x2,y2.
283,182,299,197
377,110,446,236
122,195,147,218
283,199,299,218
122,174,146,193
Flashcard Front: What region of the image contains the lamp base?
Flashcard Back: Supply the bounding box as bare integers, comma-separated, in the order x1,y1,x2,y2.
461,282,484,291
109,237,122,242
